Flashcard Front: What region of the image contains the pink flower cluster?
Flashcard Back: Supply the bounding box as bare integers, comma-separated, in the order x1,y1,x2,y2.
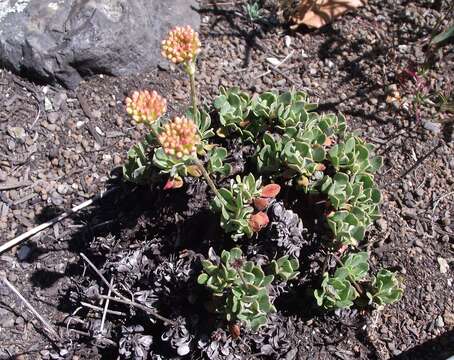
161,26,201,64
125,90,167,126
158,116,201,159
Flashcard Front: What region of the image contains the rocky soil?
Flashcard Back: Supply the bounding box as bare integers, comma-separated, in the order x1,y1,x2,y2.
0,0,453,359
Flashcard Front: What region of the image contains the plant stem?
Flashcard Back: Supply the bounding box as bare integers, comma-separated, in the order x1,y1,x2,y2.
193,158,223,202
185,61,198,116
146,125,161,146
189,71,197,115
332,254,365,297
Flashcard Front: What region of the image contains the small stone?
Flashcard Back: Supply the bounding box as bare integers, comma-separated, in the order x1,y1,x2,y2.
423,121,441,134
437,257,449,274
46,123,57,132
52,92,67,111
47,112,59,124
17,245,32,261
436,315,444,328
325,59,335,69
8,126,26,140
55,263,66,274
92,110,102,119
415,239,424,248
113,154,122,165
40,350,50,357
387,84,398,93
57,184,68,195
44,97,53,111
444,310,454,327
402,207,417,218
442,217,451,226
376,218,388,232
1,317,14,328
0,170,7,182
51,192,64,206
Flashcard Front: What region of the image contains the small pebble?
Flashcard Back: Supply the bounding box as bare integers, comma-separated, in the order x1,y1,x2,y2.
17,245,32,261
0,170,7,182
436,315,444,328
423,121,441,134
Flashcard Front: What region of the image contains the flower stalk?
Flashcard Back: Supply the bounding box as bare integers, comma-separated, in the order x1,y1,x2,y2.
193,158,222,201
185,62,198,116
162,26,201,115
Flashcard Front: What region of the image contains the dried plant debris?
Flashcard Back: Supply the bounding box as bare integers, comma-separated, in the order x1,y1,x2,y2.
119,325,154,360
280,0,367,28
161,317,193,356
266,201,309,257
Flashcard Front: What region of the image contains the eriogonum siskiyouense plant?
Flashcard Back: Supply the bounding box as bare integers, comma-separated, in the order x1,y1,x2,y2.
314,252,402,310
120,24,403,329
197,248,297,331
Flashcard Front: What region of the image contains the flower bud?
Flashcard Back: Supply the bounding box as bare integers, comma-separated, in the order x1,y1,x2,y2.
249,211,270,232
158,116,201,160
125,90,167,126
161,25,201,64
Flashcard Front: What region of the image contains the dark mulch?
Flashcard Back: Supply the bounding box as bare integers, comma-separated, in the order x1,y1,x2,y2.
0,0,453,359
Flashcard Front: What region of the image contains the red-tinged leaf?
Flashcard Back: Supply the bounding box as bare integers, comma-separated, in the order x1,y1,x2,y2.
316,163,326,171
297,176,309,188
323,137,334,147
337,244,348,254
163,180,175,190
239,119,251,128
249,211,270,232
163,177,183,190
261,184,281,198
229,323,241,339
253,197,270,211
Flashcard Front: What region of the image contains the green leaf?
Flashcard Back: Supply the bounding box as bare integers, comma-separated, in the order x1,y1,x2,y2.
197,273,208,285
312,146,326,162
230,247,243,260
431,24,454,45
250,315,267,331
221,250,230,264
340,252,369,282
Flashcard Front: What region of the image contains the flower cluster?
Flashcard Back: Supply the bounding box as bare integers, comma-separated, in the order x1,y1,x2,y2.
161,26,201,64
125,90,167,126
158,116,201,159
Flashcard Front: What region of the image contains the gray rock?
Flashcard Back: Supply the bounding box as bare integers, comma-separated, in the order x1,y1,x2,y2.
423,121,442,134
17,244,32,261
0,0,199,89
436,315,445,328
376,218,388,232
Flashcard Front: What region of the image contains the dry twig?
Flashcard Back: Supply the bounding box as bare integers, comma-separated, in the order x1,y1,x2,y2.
80,253,176,325
0,273,60,339
0,187,116,254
